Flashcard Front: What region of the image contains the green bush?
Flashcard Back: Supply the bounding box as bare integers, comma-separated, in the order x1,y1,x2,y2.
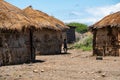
67,22,88,34
73,36,92,51
81,46,92,51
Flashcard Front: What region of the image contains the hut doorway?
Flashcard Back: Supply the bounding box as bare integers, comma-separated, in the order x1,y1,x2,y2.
29,28,35,62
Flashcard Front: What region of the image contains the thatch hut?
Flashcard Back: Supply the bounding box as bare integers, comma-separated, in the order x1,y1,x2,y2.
23,6,68,55
90,11,120,56
0,0,38,66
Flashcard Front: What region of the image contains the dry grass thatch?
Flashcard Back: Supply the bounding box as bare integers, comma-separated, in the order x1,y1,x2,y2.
0,0,36,31
90,11,120,29
23,6,60,31
23,6,69,31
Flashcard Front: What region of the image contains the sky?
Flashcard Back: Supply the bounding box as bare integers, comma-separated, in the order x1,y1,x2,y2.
5,0,120,25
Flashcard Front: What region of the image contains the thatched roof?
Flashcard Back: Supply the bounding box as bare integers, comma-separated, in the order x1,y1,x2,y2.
0,0,35,31
23,6,60,31
90,11,120,30
48,15,69,30
23,6,69,31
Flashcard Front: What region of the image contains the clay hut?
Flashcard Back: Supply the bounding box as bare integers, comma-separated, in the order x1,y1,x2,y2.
90,11,120,56
34,9,69,46
0,0,38,66
23,6,68,55
24,6,68,41
48,15,69,41
66,25,76,43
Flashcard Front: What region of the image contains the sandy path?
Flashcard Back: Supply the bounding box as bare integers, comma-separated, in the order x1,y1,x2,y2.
0,49,120,80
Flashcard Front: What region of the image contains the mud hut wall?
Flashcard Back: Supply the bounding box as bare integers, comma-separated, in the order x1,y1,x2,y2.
33,29,62,55
0,32,31,66
117,29,120,55
107,28,119,56
95,28,108,47
94,28,119,56
93,29,97,56
62,31,67,42
66,26,76,43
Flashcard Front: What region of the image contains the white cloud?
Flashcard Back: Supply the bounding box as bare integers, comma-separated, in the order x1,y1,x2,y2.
69,11,82,16
63,3,120,25
63,17,99,25
86,3,120,17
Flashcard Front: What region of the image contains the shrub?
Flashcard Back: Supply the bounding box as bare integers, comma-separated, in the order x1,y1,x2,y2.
73,36,92,51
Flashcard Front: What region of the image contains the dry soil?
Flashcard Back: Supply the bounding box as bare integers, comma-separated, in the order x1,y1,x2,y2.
0,49,120,80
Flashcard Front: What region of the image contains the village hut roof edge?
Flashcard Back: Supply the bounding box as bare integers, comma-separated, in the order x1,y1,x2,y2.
89,11,120,30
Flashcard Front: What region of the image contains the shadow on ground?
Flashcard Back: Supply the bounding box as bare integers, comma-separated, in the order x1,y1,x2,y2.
33,60,45,63
0,60,45,67
38,52,71,56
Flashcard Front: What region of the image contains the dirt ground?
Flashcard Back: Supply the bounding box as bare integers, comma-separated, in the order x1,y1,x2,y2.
0,49,120,80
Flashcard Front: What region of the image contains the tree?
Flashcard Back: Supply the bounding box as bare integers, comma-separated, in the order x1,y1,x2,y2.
67,22,88,34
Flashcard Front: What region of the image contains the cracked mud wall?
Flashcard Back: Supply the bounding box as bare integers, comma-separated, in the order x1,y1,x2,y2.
0,31,31,66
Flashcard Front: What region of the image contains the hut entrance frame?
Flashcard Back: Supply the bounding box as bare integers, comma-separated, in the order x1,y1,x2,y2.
29,27,35,62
